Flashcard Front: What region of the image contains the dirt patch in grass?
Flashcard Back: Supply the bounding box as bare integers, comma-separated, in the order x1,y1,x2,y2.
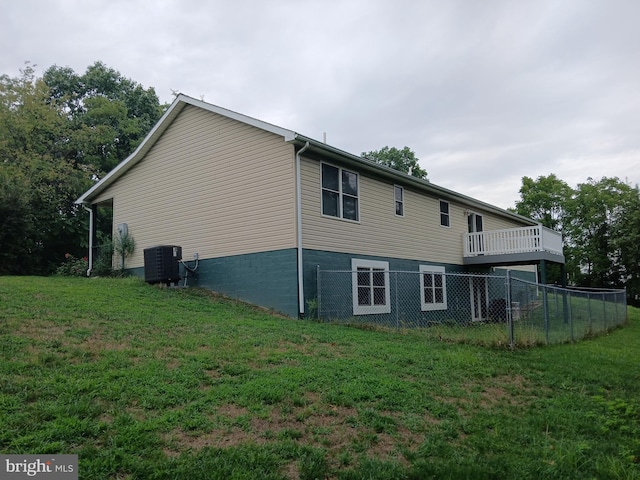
16,321,71,341
481,374,545,407
217,404,250,418
437,374,543,414
163,395,431,467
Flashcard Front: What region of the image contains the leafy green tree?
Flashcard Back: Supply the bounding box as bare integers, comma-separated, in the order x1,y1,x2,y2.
361,146,428,180
610,183,640,305
0,62,164,274
513,174,640,295
0,63,91,273
514,174,573,231
43,61,164,177
513,174,573,284
564,177,635,288
0,168,35,274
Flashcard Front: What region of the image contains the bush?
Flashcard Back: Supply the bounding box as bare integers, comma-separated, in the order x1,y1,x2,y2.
55,254,89,277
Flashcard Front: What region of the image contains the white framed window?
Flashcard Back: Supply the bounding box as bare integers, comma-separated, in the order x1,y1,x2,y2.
420,265,447,311
439,200,450,227
352,259,391,315
394,185,404,216
321,163,359,221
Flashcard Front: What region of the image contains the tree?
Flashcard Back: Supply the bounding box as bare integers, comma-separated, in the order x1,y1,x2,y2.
43,61,164,177
0,62,164,274
611,185,640,305
361,146,428,180
512,174,573,284
563,177,635,288
514,174,573,232
512,174,639,293
0,167,35,274
0,63,91,273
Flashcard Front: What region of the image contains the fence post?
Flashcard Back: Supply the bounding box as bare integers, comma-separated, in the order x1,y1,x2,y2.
602,292,607,330
568,291,574,342
316,265,321,321
506,270,514,348
394,272,399,331
587,293,592,332
542,284,549,345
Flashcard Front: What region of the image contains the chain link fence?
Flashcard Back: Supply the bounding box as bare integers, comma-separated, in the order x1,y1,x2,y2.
315,269,627,347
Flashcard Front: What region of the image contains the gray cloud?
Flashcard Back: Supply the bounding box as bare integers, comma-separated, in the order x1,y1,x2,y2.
2,0,639,208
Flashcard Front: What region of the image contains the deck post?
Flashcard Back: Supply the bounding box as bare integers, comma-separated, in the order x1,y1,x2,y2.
539,260,547,285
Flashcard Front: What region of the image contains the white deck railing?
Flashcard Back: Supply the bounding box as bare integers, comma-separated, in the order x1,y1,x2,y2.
464,225,563,257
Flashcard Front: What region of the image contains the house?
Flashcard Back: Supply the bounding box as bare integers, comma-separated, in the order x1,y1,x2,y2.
75,94,565,319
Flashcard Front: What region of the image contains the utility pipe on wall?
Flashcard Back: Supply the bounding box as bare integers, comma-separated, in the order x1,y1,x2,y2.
296,142,310,317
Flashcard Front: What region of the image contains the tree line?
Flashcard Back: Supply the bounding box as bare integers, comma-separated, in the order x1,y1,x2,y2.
1,62,637,305
0,62,164,274
514,174,640,305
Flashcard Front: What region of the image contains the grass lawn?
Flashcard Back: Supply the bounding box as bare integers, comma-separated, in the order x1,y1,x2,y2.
1,276,639,479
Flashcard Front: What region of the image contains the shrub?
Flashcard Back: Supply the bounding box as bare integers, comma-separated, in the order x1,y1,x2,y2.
56,254,89,277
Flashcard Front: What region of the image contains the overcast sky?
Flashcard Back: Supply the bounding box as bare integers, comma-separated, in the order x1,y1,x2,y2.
2,0,639,209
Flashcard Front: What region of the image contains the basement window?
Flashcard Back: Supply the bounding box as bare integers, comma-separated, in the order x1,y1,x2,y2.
352,259,391,315
420,265,447,311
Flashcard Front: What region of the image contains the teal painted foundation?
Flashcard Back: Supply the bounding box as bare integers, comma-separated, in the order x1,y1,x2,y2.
128,248,299,318
193,249,299,318
302,249,468,321
302,249,539,325
127,247,539,322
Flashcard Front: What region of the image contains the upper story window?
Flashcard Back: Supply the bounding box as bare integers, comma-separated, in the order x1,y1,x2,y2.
394,186,404,216
322,163,359,221
439,200,450,227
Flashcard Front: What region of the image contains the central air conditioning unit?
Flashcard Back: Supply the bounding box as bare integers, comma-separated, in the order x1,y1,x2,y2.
143,245,182,284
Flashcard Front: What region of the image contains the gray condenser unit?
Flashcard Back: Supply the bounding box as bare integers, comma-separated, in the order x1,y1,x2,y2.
143,245,182,284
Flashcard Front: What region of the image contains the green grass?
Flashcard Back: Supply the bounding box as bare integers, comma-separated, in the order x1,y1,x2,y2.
1,276,639,479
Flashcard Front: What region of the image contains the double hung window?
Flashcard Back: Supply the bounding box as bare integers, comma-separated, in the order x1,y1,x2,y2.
394,186,404,216
322,163,359,221
352,259,390,315
420,265,447,311
439,200,450,227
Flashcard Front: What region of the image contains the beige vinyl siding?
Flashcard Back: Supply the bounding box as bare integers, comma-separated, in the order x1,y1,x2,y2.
469,211,525,232
301,158,531,265
94,105,296,268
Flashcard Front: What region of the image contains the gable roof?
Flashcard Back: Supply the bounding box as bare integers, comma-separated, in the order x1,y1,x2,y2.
75,94,296,205
75,94,535,226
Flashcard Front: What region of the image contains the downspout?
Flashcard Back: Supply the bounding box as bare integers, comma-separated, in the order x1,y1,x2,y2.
296,141,310,317
83,205,94,276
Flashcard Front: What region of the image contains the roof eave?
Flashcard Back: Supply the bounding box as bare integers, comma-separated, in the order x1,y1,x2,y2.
289,135,536,226
75,96,188,204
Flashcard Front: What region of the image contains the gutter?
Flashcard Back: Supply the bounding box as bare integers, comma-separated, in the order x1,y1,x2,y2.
83,205,94,276
295,141,310,317
291,136,538,227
